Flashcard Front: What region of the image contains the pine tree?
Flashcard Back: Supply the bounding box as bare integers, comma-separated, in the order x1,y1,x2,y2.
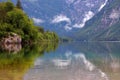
16,0,23,10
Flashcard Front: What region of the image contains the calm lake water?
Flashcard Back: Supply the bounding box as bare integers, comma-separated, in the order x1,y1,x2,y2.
0,42,120,80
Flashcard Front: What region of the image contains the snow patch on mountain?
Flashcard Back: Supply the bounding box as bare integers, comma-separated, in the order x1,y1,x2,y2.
73,11,94,28
109,10,120,19
98,0,108,11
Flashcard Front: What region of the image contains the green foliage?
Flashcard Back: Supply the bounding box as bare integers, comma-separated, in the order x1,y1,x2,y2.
43,31,59,41
4,1,14,12
0,1,59,43
0,42,58,80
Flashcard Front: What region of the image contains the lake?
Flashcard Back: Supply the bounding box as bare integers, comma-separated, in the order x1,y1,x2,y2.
0,42,120,80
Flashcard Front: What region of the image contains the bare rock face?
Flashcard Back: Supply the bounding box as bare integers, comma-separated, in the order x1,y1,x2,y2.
1,33,22,44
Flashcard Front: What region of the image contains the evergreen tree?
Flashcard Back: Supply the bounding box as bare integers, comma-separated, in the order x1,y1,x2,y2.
16,0,23,10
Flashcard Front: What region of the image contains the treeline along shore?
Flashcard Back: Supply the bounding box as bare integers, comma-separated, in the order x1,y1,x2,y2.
0,1,59,45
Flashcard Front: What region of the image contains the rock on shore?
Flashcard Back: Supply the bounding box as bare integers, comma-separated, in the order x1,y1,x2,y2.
1,33,22,44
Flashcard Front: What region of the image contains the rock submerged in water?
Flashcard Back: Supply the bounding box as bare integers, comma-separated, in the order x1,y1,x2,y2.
1,33,22,44
1,44,22,54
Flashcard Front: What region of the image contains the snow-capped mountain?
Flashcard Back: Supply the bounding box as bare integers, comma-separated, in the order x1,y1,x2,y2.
10,0,108,37
76,0,120,41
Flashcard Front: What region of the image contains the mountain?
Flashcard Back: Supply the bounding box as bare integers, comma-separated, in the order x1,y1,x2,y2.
1,0,119,41
76,0,120,41
3,0,107,37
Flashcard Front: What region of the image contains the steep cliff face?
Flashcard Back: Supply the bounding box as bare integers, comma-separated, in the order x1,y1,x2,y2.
12,0,107,36
77,0,120,41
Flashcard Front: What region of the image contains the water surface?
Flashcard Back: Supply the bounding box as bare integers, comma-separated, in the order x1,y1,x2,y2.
0,42,120,80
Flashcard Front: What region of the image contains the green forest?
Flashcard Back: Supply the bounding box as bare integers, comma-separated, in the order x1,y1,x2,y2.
0,1,59,43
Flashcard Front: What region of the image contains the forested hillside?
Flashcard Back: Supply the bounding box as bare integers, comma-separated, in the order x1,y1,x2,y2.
0,1,59,43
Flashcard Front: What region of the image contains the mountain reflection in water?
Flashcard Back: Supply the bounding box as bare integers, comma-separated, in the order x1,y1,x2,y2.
0,42,120,80
24,42,120,80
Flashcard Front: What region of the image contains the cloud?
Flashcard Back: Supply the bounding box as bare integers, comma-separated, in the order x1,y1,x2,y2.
51,11,94,30
64,25,72,31
51,14,71,24
51,14,72,31
73,11,94,28
98,0,108,11
32,17,44,24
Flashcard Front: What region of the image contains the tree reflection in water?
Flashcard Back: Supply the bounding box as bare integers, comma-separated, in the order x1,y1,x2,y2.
0,42,58,80
1,43,22,54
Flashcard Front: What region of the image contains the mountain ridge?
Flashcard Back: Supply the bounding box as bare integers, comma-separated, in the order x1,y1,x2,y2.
10,0,107,37
76,0,120,41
